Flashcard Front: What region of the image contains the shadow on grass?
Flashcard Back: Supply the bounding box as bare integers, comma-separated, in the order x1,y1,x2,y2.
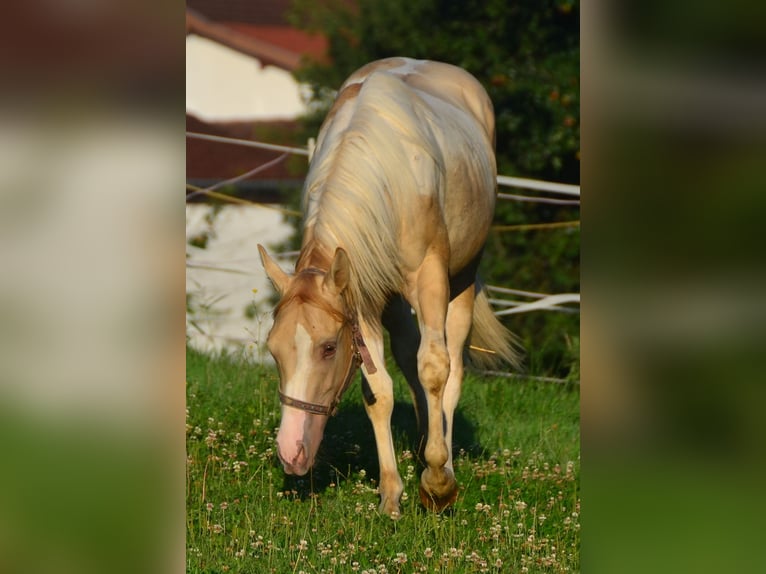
281,399,481,500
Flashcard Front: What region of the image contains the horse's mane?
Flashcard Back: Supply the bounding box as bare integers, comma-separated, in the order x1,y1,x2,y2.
301,72,445,321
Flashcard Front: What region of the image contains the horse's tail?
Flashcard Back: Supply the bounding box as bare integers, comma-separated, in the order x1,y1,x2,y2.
467,282,523,371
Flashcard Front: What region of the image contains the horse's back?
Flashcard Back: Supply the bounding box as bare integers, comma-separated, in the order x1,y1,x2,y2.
339,57,495,145
333,58,497,211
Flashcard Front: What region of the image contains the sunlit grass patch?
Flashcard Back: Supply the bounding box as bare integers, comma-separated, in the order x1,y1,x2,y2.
186,347,579,573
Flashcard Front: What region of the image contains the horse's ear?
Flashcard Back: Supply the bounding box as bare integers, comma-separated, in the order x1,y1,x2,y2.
324,247,350,295
258,244,290,295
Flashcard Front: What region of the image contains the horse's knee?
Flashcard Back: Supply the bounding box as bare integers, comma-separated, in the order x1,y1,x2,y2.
363,384,395,434
365,384,393,413
418,341,450,393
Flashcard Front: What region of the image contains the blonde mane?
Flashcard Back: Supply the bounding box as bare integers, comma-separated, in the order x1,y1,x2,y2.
300,72,448,321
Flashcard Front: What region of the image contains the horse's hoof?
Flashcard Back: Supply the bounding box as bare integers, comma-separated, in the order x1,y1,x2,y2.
419,483,458,512
379,498,402,520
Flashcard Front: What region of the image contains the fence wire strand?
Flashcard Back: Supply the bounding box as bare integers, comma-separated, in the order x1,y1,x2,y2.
186,131,580,321
186,131,580,197
186,153,289,201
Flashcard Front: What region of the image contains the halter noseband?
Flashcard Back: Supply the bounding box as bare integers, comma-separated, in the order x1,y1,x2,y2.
277,268,377,417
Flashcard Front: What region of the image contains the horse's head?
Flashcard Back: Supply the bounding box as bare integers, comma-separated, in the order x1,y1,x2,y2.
258,245,359,476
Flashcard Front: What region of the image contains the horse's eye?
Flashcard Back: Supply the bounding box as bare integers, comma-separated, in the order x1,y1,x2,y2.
322,342,337,359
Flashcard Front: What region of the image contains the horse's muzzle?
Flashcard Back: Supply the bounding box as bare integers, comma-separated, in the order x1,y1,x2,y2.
276,405,328,476
277,440,311,476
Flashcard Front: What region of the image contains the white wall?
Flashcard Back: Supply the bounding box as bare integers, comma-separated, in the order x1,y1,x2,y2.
186,34,306,121
186,204,295,359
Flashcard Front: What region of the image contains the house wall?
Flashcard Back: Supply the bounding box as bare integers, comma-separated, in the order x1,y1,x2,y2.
186,204,295,359
186,34,306,121
186,33,304,357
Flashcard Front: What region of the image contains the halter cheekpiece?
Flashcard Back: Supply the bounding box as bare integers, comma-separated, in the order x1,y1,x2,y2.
277,268,377,417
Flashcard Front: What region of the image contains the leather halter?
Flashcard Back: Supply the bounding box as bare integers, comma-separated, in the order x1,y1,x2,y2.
277,268,377,417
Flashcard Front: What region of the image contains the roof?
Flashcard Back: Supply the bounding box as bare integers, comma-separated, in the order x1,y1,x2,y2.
186,0,294,25
186,2,327,71
225,24,327,63
186,1,324,200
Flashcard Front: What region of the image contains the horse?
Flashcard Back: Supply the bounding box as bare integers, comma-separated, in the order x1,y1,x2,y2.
258,57,519,517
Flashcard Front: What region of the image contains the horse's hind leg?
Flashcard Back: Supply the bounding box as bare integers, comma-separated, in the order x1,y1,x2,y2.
382,296,427,441
441,283,475,480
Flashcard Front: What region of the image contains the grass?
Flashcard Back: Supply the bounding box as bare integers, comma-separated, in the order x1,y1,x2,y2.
186,346,580,573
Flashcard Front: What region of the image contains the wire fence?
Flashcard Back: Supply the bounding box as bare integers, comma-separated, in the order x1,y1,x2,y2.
186,131,581,201
186,131,580,344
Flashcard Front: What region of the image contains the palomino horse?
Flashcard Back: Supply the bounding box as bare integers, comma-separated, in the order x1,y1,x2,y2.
258,57,518,517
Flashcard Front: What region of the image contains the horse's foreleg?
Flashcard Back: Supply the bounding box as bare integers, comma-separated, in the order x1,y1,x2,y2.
410,254,457,511
358,321,404,519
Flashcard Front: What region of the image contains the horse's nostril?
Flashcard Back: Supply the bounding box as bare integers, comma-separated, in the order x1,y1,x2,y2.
293,441,305,465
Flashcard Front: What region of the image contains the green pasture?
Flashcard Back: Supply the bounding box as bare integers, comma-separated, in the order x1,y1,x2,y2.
186,347,580,573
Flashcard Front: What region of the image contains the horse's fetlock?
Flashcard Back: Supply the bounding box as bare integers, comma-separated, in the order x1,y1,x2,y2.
425,440,449,469
378,469,404,518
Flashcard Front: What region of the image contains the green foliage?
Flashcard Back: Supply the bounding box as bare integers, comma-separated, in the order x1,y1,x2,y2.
186,347,580,572
290,0,579,179
285,0,579,376
564,334,580,385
